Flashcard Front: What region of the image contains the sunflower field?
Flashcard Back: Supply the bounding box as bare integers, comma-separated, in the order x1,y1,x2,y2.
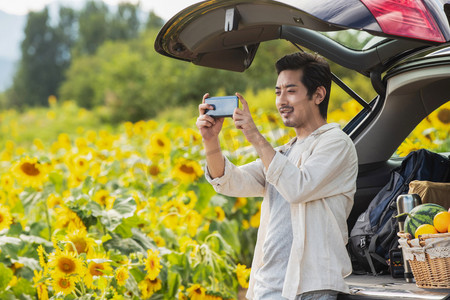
0,94,448,300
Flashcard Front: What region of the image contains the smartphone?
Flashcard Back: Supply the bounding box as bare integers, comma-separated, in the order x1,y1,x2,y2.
205,96,238,118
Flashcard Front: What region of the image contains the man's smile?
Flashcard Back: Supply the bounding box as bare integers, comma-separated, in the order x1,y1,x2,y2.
279,106,294,117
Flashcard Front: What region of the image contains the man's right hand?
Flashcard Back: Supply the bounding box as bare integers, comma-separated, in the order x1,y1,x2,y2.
196,93,225,141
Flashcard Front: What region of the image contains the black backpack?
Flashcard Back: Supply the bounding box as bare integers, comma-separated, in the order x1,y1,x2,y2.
348,149,450,275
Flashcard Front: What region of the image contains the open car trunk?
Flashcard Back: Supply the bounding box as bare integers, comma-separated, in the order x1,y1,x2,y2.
155,1,450,299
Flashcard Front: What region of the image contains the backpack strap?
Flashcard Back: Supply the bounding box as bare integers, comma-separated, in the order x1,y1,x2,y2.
363,247,378,276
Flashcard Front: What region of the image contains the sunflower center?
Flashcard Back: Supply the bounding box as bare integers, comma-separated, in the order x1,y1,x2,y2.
73,239,87,254
58,258,76,273
0,215,3,222
20,162,40,176
148,165,160,176
59,278,70,288
437,108,450,124
194,288,202,294
90,263,105,276
180,164,194,174
157,139,165,147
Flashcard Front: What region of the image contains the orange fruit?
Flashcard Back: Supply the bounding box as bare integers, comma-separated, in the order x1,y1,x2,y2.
434,211,450,233
415,224,438,238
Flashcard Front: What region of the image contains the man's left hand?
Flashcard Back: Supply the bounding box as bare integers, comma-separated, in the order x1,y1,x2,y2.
233,93,262,145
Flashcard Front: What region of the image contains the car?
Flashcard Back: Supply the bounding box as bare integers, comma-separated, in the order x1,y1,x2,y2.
154,1,450,299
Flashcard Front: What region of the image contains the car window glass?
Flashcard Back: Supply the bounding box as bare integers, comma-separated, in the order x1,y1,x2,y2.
320,30,387,51
394,102,450,157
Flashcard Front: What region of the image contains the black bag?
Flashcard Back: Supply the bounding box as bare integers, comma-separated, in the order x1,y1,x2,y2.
348,149,450,275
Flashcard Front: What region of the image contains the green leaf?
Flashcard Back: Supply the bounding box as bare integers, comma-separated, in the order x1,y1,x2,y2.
113,196,137,217
11,277,35,298
19,235,52,247
125,268,141,297
114,215,141,238
0,236,21,247
48,171,64,193
0,263,13,292
212,220,240,255
166,271,180,299
13,257,40,270
20,190,43,215
196,182,216,211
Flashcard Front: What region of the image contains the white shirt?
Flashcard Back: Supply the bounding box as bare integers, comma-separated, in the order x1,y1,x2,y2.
205,123,358,300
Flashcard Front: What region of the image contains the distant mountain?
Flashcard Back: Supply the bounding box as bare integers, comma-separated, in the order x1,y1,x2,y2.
0,10,26,60
0,57,17,91
0,10,26,91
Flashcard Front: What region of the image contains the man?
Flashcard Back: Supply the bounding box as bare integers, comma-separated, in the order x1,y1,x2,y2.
196,52,358,300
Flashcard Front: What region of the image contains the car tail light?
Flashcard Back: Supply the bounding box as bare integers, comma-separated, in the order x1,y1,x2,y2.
360,0,445,43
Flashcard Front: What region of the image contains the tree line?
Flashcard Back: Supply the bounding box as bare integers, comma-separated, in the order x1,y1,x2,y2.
0,0,374,123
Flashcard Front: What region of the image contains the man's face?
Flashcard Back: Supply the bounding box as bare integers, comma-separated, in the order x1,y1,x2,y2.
275,69,319,129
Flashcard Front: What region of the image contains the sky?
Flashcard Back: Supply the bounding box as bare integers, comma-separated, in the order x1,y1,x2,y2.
0,0,200,20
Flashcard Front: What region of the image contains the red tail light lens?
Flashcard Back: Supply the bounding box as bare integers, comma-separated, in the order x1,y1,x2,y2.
360,0,445,43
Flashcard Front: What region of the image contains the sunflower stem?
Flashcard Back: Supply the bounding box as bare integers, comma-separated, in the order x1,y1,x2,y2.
43,202,52,240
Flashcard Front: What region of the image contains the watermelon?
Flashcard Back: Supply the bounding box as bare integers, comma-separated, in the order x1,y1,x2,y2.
404,203,446,236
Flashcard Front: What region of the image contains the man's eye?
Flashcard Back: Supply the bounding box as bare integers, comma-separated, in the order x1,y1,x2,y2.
275,91,281,95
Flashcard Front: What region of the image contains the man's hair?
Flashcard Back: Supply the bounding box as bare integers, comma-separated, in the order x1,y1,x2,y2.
275,52,331,119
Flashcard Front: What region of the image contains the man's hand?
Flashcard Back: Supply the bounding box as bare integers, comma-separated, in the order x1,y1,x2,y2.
233,93,262,144
233,93,276,169
196,93,226,178
196,93,225,141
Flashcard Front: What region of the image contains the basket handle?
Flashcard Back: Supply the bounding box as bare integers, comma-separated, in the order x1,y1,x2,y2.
420,232,450,240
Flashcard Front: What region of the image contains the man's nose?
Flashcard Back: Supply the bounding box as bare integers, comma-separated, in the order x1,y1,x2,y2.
277,91,288,105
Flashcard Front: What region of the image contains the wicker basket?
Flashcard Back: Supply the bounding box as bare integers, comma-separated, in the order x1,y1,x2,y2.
398,232,450,289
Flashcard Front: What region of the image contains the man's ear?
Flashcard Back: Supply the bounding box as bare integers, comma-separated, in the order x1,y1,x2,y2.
313,86,326,105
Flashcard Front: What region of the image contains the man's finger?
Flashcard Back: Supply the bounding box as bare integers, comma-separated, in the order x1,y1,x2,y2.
202,93,209,103
236,92,249,112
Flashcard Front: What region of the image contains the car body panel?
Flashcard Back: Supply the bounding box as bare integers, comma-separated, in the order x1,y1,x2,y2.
155,0,450,72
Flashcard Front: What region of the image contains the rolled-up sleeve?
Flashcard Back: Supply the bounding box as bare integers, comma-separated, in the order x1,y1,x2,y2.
205,156,267,197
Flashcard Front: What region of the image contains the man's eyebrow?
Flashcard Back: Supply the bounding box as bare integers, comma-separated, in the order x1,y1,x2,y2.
275,84,298,89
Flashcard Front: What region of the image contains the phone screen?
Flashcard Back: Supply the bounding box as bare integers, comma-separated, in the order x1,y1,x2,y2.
205,96,238,117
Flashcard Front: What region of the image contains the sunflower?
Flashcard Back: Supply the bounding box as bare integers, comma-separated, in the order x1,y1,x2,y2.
52,275,76,295
37,245,47,270
161,198,187,229
146,132,171,157
46,193,63,209
115,266,129,286
93,189,115,210
179,236,199,255
236,264,251,288
214,207,226,222
144,249,162,280
48,249,85,278
0,205,12,231
12,156,48,188
54,206,86,231
186,210,202,237
64,229,95,255
397,138,421,157
171,158,203,183
233,197,247,212
71,155,91,175
250,207,261,228
0,174,14,191
84,252,113,289
187,284,206,300
139,276,162,299
33,270,49,300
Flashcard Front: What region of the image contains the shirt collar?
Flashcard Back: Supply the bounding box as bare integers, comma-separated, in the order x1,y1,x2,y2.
279,123,340,153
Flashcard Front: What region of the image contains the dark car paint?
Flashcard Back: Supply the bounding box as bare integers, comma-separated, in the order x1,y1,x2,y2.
155,0,450,73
